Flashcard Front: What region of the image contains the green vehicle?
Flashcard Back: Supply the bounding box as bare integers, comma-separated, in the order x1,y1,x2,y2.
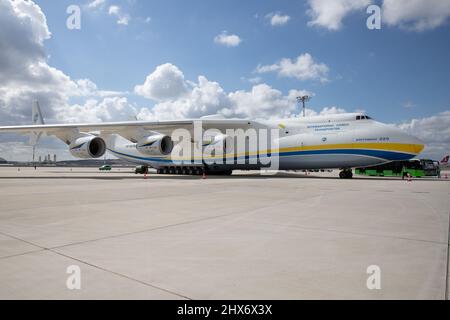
99,165,112,171
355,160,425,179
420,159,440,176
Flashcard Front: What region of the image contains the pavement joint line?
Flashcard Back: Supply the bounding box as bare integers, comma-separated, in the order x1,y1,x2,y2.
0,230,191,300
52,250,192,300
0,191,323,257
1,192,332,254
0,189,238,214
49,204,289,250
248,220,449,246
1,169,448,299
48,194,325,251
48,212,259,250
0,230,47,250
0,249,47,261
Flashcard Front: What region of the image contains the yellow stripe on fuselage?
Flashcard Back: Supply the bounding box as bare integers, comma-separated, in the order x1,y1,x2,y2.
278,142,424,155
168,142,425,161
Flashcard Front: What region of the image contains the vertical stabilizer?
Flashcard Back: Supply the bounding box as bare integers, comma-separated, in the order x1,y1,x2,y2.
30,101,44,146
32,101,45,125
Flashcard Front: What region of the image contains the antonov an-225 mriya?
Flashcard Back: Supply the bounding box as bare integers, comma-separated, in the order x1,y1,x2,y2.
0,102,424,178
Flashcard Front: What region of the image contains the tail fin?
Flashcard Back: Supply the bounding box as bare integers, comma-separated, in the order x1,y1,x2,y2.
29,101,44,146
32,101,45,125
441,155,449,164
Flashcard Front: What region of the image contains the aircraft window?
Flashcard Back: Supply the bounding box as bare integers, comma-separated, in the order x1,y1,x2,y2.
356,116,361,120
366,116,372,119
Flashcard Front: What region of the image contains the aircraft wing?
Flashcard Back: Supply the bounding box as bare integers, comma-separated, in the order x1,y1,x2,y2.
0,119,258,143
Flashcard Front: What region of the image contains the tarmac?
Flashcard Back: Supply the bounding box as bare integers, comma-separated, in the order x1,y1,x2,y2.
0,167,449,300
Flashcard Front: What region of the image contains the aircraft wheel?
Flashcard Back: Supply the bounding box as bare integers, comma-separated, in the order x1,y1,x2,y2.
339,170,353,179
220,170,233,176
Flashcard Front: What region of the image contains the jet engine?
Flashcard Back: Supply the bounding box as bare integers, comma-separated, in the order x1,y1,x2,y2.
69,136,107,159
136,135,174,156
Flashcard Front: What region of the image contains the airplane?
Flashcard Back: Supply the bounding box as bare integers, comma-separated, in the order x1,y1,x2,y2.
0,101,424,179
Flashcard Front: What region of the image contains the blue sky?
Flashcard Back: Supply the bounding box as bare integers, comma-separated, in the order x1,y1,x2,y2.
36,0,450,123
0,0,449,160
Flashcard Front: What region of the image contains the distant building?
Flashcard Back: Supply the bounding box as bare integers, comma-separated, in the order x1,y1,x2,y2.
0,157,7,164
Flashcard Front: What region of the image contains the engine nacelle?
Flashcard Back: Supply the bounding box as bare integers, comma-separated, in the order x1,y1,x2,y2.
136,135,174,156
69,136,106,159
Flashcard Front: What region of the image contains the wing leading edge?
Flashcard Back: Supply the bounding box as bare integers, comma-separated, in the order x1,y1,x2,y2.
0,119,258,143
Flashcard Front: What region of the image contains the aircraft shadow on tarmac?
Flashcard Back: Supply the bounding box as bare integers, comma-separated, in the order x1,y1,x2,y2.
0,171,446,182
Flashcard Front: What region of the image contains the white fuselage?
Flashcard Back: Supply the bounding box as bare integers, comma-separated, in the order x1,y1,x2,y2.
105,113,424,170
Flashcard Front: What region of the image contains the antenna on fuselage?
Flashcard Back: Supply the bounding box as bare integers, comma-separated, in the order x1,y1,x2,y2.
296,95,311,118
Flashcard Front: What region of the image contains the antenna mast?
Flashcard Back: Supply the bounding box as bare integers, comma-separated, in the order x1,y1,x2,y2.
296,95,311,118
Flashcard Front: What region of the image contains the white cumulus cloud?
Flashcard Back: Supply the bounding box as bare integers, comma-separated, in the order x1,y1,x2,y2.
0,0,139,160
214,31,242,47
256,53,330,82
135,64,321,120
266,12,291,26
108,5,130,25
134,63,189,101
307,0,371,30
56,97,137,123
383,0,450,31
397,111,450,159
87,0,106,9
306,0,450,31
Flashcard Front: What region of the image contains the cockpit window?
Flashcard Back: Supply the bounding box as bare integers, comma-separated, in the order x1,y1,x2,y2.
356,115,373,120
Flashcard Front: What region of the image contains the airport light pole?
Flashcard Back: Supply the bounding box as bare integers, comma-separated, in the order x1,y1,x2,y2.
32,145,36,169
297,95,311,118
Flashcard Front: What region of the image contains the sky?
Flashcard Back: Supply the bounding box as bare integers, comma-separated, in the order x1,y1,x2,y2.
0,0,449,161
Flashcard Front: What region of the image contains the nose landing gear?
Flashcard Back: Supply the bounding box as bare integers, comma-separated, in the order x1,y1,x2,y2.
339,169,353,179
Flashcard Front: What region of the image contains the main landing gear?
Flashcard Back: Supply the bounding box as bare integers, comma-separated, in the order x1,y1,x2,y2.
157,166,233,176
156,167,204,176
339,169,353,179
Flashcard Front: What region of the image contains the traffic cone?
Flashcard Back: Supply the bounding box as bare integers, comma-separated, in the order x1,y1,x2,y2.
144,172,147,180
407,173,412,182
202,171,206,180
445,173,448,180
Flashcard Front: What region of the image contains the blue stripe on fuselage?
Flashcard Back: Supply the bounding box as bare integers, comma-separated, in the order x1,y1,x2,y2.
108,148,415,163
